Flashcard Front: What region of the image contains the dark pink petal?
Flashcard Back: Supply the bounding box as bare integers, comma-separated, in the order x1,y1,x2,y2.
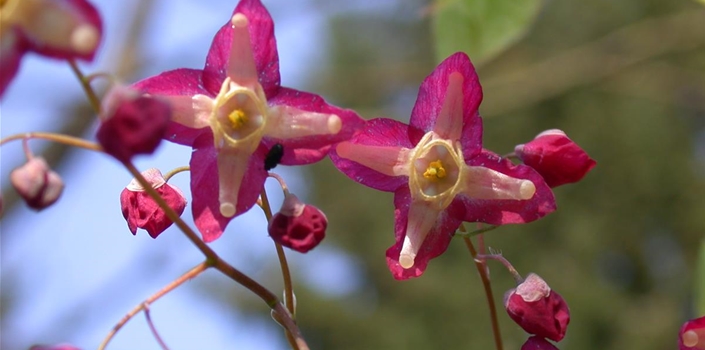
132,68,214,146
385,187,463,280
120,183,187,239
330,118,421,192
264,87,365,165
409,52,483,158
679,315,705,350
189,133,268,242
268,193,327,253
204,0,280,97
26,0,103,61
456,151,556,224
521,336,560,350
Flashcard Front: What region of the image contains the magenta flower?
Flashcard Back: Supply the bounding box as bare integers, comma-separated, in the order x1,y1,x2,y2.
330,52,555,279
504,273,570,342
120,168,187,239
1,0,103,96
132,0,363,242
679,315,705,350
514,129,596,187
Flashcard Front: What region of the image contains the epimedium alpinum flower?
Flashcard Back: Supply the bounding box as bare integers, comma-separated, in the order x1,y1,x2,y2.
0,0,103,97
330,52,556,280
132,0,363,242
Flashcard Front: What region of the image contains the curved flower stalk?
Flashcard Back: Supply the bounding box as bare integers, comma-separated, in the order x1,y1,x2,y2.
133,0,363,242
331,52,556,279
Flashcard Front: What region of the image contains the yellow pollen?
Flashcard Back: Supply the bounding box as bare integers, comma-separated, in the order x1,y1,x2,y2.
228,109,248,129
423,160,447,181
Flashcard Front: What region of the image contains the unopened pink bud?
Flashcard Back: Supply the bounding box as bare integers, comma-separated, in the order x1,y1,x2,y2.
97,86,171,163
268,193,327,253
120,169,187,238
515,129,596,187
521,336,560,350
10,157,64,210
679,315,705,349
505,273,570,342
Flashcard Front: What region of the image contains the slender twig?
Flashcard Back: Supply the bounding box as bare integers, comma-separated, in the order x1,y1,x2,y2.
98,262,209,350
68,59,102,114
461,226,503,350
123,162,307,349
456,224,498,238
0,132,102,152
144,302,170,350
475,254,523,284
259,185,298,348
163,166,190,182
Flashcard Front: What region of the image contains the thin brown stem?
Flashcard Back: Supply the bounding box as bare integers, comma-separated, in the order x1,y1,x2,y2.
98,262,209,350
462,234,503,350
163,166,190,182
144,303,170,350
123,162,307,348
259,187,298,348
0,132,103,152
68,59,102,114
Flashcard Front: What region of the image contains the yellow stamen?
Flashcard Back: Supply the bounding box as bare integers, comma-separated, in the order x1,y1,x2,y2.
228,109,248,129
423,160,447,181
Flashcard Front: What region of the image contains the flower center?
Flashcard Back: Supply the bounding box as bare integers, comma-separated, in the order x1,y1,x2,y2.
423,160,447,181
409,132,463,210
227,109,248,129
210,77,268,151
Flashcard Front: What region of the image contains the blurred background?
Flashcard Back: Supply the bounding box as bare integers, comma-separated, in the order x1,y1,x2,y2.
2,0,705,349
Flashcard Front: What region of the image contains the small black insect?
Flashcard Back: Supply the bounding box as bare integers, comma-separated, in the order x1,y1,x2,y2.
264,143,284,171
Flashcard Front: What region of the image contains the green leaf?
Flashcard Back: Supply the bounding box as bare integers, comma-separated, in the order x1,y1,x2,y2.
696,238,705,315
432,0,543,66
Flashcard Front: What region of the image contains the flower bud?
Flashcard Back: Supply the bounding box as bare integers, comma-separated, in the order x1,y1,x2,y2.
10,157,64,210
268,193,327,253
514,129,596,187
679,315,705,349
120,168,187,238
505,273,570,342
96,86,171,163
521,336,559,350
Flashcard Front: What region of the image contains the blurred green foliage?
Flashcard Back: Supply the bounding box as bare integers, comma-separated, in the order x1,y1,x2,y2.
432,0,543,66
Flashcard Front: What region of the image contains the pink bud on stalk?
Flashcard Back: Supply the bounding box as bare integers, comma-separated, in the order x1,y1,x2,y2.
29,344,81,350
514,129,596,187
505,273,570,342
268,192,327,253
120,168,187,238
10,157,64,210
96,85,171,163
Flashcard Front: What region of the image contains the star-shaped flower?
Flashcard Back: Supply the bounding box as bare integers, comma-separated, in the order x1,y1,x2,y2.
331,52,556,279
133,0,362,242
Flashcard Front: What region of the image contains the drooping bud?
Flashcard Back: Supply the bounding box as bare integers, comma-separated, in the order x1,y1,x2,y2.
514,129,596,187
10,157,64,210
679,315,705,350
521,336,560,350
505,273,570,342
120,168,187,238
268,193,327,253
29,344,81,350
96,85,171,163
